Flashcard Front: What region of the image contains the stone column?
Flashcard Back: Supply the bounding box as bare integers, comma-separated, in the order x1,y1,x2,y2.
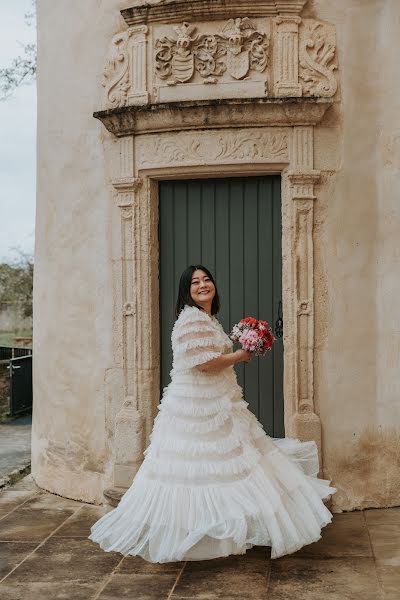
274,16,302,97
287,126,322,462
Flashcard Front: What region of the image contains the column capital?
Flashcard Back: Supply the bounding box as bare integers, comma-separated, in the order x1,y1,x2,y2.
112,176,144,193
288,170,321,186
275,15,302,28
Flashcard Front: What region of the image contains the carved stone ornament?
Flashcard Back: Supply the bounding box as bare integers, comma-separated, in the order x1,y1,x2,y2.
136,129,288,167
155,18,269,85
102,30,133,108
299,21,338,97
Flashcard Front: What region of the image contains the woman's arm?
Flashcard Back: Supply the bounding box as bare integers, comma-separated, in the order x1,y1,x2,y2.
196,349,252,373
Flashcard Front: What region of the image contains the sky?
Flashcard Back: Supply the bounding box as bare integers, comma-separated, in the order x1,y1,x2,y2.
0,0,36,264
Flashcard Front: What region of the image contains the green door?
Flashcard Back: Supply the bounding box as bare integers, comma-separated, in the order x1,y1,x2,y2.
159,176,284,437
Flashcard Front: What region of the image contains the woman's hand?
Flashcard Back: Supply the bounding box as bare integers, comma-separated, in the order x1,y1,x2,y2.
234,349,253,364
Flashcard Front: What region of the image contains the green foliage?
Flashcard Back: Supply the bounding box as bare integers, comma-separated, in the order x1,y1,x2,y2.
0,251,34,318
0,1,37,100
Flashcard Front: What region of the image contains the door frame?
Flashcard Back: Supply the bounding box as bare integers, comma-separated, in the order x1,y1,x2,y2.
108,123,324,488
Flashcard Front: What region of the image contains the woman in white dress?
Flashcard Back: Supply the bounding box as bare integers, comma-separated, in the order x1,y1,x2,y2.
88,265,336,563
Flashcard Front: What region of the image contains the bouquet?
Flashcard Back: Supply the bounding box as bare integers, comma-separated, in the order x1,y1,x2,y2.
229,317,276,357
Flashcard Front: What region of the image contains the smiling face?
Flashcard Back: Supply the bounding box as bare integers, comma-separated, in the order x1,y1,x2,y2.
190,269,216,310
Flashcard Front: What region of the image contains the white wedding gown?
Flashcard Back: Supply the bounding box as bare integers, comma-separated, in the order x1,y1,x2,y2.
89,305,336,562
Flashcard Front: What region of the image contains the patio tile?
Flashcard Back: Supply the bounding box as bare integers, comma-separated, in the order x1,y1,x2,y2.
171,548,270,599
375,565,400,600
0,508,75,542
292,511,372,559
367,523,400,566
53,504,108,537
117,554,184,575
364,506,400,526
0,491,38,513
0,581,100,600
182,546,270,575
267,556,383,600
171,571,268,599
97,573,178,599
2,537,121,585
20,492,84,511
7,475,41,492
0,541,39,578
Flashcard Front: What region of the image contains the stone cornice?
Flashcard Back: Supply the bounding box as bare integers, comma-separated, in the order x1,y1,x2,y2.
94,97,333,136
121,1,309,26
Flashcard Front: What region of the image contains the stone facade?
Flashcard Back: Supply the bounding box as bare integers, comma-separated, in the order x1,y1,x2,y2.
32,0,400,511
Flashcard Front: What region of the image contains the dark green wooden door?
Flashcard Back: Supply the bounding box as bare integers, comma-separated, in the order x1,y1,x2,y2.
159,176,284,437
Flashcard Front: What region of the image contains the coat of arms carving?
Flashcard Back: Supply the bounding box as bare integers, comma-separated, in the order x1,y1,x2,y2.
155,18,269,85
221,18,268,80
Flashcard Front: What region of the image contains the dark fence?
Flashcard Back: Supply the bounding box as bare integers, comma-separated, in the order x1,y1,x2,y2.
0,346,32,361
0,346,33,417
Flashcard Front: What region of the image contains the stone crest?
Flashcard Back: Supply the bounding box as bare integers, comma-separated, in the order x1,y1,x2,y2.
155,18,269,85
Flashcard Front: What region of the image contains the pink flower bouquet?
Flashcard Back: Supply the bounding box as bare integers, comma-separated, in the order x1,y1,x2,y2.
229,317,276,357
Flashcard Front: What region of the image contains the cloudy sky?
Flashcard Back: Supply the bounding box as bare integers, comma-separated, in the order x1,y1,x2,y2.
0,0,36,263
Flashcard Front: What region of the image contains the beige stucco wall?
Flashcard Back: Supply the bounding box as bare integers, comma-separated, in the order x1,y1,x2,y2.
33,0,400,509
307,0,400,509
32,1,130,502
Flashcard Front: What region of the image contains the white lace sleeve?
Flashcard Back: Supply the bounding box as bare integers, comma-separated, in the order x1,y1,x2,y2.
171,306,223,370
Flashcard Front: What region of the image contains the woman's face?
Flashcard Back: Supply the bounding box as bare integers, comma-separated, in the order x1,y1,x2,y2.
190,269,216,309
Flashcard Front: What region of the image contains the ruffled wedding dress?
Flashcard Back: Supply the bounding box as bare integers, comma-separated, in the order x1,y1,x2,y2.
89,305,336,562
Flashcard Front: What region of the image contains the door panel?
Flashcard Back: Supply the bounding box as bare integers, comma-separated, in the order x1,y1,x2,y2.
159,176,284,437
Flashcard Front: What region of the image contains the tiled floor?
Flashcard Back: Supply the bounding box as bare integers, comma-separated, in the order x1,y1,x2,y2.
0,475,398,599
0,416,31,486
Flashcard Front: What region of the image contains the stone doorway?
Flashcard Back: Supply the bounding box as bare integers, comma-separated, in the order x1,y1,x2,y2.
159,175,284,437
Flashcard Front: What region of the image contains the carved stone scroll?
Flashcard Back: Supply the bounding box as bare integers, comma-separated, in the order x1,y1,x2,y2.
102,30,133,108
299,20,338,97
102,26,149,109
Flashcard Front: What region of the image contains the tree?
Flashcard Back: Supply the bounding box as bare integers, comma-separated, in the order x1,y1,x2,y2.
0,1,36,100
0,250,34,318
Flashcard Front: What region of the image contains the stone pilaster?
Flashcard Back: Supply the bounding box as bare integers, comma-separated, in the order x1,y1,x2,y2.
128,25,149,105
104,135,147,500
273,16,302,97
286,125,322,461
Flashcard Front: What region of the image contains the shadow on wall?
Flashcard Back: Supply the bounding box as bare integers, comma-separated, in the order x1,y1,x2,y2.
326,428,400,512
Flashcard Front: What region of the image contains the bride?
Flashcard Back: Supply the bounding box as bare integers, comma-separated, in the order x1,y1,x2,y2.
89,264,336,563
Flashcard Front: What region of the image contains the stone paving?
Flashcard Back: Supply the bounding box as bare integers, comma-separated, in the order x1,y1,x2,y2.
0,416,31,487
0,474,398,599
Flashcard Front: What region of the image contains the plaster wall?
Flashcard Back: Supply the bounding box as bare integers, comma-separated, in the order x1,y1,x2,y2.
32,0,130,502
33,0,400,509
306,0,400,509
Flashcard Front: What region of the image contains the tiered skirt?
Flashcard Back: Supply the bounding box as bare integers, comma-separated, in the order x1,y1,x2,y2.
89,368,336,562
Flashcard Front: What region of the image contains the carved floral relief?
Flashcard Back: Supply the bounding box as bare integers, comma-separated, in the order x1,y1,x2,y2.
136,129,288,167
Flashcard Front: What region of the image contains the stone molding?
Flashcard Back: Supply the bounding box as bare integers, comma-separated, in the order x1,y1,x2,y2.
121,1,309,26
94,97,333,136
100,6,338,109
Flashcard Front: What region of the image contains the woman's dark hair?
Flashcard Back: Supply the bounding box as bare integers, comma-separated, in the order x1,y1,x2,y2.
175,265,220,318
